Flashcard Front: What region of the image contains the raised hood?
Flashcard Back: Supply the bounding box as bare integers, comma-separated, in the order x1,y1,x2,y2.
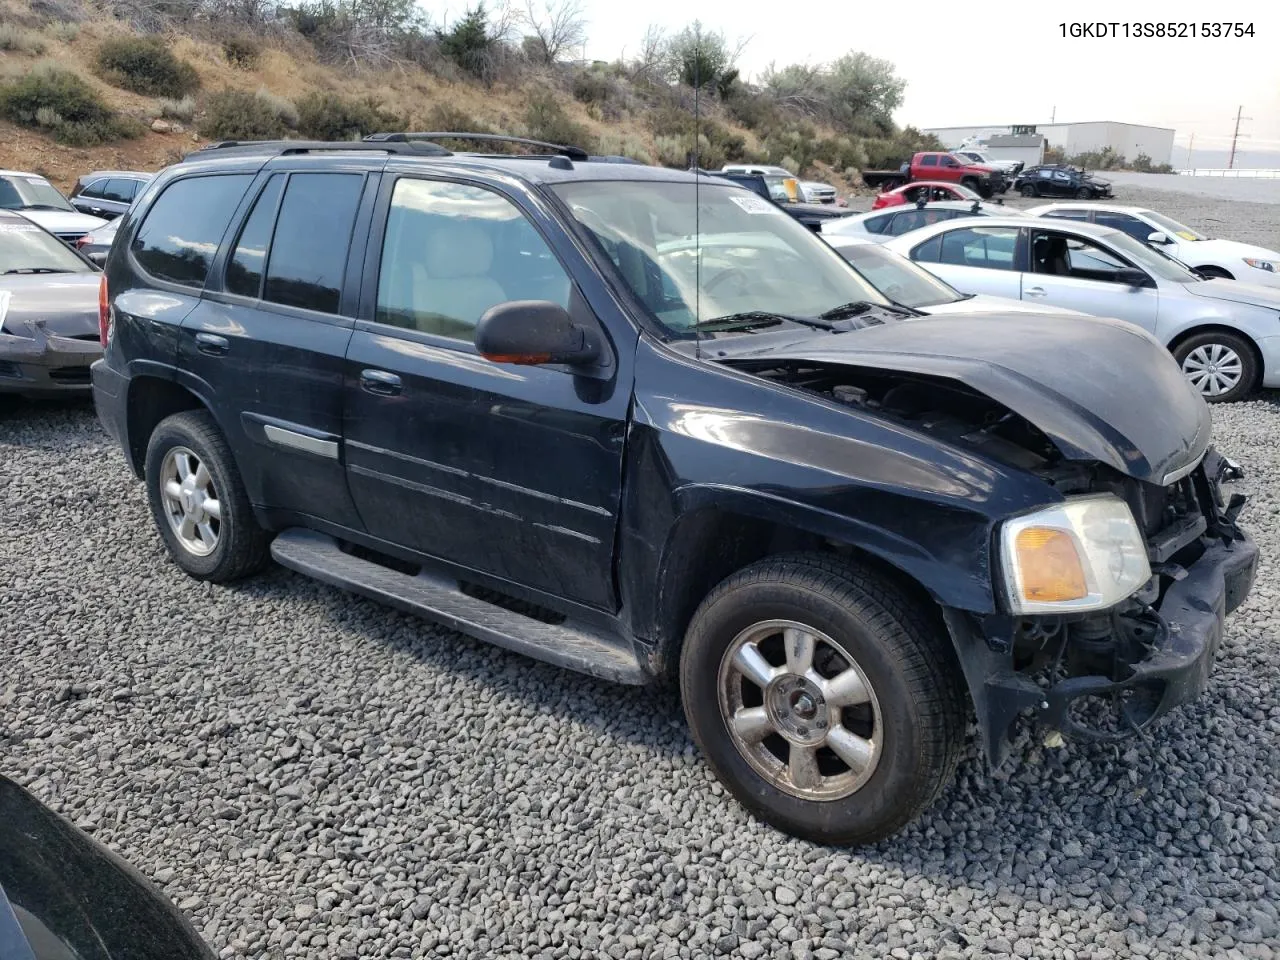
15,209,107,234
0,274,100,338
715,313,1210,484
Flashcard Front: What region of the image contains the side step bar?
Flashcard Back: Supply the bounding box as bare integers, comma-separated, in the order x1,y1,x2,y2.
270,528,649,685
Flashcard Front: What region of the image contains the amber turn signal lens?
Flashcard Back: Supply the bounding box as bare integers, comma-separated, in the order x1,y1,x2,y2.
1014,527,1087,602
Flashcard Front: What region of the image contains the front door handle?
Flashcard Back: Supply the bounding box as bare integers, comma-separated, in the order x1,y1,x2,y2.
360,369,402,396
1025,286,1047,297
194,332,229,356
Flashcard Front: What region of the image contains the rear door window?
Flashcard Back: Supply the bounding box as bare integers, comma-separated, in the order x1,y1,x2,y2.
131,174,254,288
263,173,364,314
1094,212,1155,243
225,175,286,299
80,179,112,200
929,226,1020,270
920,155,938,167
102,179,134,203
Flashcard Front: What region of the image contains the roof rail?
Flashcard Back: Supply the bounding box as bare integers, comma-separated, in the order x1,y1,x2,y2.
363,132,589,162
186,139,452,159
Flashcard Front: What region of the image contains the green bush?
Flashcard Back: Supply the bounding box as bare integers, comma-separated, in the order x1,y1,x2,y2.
571,70,612,106
594,129,652,163
0,63,142,146
201,88,293,141
1131,152,1175,174
295,92,400,141
522,93,591,149
157,94,196,122
0,24,47,54
96,35,200,98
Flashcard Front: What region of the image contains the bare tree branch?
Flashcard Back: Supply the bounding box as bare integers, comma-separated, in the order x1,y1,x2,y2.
521,0,587,64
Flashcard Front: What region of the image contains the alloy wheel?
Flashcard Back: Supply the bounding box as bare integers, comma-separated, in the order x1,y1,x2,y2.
717,619,883,801
159,446,222,556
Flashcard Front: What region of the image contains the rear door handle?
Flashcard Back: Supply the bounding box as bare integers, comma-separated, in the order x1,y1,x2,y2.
1025,286,1047,297
360,369,402,396
194,332,229,356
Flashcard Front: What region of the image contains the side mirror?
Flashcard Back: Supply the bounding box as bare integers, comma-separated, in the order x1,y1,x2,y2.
1147,231,1171,245
1115,268,1149,287
474,300,601,367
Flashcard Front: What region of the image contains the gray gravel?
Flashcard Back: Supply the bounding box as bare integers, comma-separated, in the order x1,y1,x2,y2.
1,183,1278,960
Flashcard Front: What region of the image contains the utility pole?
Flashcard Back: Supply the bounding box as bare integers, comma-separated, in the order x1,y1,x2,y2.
1186,131,1194,168
1050,105,1055,124
1228,105,1251,169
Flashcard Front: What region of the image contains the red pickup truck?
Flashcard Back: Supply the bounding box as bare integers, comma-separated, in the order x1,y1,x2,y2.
861,152,1008,198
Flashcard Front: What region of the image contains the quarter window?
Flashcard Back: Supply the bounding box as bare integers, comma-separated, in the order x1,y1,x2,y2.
131,174,253,288
375,178,572,341
263,173,363,314
862,213,894,235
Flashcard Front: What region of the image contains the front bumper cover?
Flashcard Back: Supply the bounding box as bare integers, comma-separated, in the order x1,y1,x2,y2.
944,503,1257,768
0,322,102,395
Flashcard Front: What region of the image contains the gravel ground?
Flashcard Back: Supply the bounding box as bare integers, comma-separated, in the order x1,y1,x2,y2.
2,183,1279,960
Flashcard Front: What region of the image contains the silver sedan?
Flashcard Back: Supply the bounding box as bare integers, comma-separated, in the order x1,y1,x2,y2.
883,215,1280,402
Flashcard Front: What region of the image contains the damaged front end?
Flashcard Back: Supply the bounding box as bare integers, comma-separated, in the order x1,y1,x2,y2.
945,448,1257,767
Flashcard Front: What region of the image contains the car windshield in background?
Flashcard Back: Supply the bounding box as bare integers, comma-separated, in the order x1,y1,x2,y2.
552,180,889,335
1142,210,1208,242
0,220,92,274
1100,228,1203,282
837,243,963,308
0,176,75,212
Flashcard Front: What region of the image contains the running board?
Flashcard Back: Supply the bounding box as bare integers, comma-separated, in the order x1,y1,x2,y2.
270,528,648,685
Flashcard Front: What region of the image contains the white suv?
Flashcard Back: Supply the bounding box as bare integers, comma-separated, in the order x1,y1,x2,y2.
721,164,838,205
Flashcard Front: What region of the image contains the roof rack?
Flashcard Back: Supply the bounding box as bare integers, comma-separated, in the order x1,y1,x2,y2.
186,139,452,159
363,132,589,162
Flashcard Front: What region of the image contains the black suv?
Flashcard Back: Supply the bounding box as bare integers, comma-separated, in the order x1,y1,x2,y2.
91,133,1257,846
1014,163,1114,199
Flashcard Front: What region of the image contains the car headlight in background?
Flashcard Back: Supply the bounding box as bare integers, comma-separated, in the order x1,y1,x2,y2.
1243,258,1277,273
1000,494,1151,614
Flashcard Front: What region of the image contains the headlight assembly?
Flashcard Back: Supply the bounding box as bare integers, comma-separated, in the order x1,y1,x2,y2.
1243,258,1277,273
1000,494,1151,614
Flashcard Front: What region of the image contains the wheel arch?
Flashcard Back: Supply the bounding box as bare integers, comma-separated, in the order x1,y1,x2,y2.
1166,323,1263,365
1193,264,1234,279
641,497,976,678
124,376,207,478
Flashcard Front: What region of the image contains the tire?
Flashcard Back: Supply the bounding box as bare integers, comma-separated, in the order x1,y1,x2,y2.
1019,183,1039,198
1074,186,1094,199
1172,330,1259,403
144,409,271,582
679,553,967,846
1195,265,1234,280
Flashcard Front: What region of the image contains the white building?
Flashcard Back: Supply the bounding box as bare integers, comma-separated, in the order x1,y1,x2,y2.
923,121,1176,165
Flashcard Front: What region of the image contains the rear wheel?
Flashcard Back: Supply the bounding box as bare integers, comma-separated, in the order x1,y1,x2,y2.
144,409,271,581
1173,331,1258,403
679,554,967,846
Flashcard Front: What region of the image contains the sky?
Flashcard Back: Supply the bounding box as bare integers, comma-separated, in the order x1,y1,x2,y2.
419,0,1280,163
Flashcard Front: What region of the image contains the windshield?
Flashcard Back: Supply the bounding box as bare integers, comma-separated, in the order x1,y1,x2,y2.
835,243,963,308
1142,210,1208,242
0,175,75,212
552,180,889,335
0,219,91,273
1099,228,1202,282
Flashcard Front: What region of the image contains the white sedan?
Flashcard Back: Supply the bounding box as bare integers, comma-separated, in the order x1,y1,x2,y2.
1025,202,1280,287
821,200,1026,243
883,215,1280,402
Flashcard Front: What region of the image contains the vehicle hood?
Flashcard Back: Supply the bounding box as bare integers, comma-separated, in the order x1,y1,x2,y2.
0,273,101,338
922,293,1089,317
801,180,835,192
1184,277,1280,308
967,163,998,174
14,209,107,233
1191,237,1280,263
713,313,1210,484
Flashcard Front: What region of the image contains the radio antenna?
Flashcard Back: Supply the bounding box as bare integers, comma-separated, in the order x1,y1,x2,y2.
693,48,702,362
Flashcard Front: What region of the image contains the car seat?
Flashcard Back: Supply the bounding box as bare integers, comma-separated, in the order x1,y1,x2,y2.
408,222,508,337
1033,235,1070,275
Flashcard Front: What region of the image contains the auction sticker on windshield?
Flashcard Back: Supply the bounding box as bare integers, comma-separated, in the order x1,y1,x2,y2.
729,195,781,215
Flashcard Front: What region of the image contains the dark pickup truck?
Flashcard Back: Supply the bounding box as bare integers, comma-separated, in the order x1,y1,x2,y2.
862,151,1008,198
704,169,854,232
92,133,1256,847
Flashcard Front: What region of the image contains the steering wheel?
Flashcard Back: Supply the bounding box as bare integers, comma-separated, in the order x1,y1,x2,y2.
703,268,749,295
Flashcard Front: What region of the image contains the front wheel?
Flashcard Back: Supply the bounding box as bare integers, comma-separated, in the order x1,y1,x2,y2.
1019,183,1039,198
1173,331,1258,403
1075,186,1094,199
144,409,271,582
679,554,967,846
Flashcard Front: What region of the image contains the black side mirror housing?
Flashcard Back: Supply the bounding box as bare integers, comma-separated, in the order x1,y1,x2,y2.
474,300,602,368
1115,268,1150,287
